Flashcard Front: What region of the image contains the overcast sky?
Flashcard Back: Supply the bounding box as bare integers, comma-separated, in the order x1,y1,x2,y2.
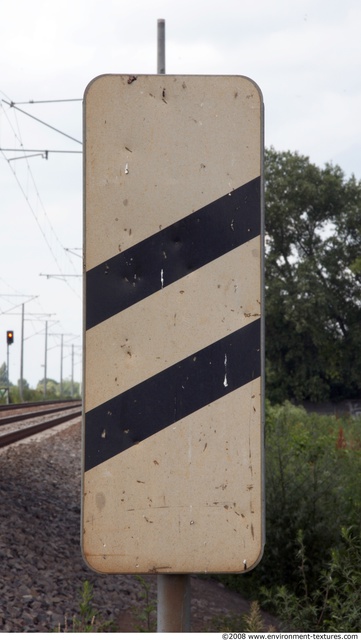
0,0,360,390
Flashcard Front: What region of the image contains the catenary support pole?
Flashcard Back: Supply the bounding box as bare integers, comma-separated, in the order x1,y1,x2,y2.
60,334,64,398
44,320,48,398
156,18,192,633
20,303,24,402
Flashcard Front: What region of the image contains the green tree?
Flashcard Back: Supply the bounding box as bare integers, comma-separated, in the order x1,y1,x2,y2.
0,362,8,386
36,377,60,399
61,378,82,399
265,148,361,402
9,379,41,403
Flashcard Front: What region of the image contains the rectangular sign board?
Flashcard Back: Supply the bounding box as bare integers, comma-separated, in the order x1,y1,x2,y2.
82,74,264,574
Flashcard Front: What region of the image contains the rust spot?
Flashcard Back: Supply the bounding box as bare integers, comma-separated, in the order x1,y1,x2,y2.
153,460,159,465
148,566,172,573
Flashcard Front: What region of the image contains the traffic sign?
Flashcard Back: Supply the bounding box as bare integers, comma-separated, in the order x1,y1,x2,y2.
82,74,264,574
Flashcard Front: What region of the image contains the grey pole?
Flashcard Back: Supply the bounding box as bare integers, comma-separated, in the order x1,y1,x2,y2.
157,574,191,632
20,303,24,402
71,344,74,397
6,342,10,404
157,19,166,74
60,334,63,398
156,18,192,633
44,320,48,398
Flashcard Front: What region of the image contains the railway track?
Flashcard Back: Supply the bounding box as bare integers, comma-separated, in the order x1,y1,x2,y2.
0,400,82,448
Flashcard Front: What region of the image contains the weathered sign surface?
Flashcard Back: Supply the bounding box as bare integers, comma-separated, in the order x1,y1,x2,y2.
82,74,264,574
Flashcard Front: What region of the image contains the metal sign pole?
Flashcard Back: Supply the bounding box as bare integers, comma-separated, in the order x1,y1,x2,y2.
156,18,191,633
157,19,166,74
157,574,191,632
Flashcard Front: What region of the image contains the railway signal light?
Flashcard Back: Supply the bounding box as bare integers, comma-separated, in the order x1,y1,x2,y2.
6,330,14,345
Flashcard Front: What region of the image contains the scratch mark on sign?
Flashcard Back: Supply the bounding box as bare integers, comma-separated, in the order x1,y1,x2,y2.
223,353,229,387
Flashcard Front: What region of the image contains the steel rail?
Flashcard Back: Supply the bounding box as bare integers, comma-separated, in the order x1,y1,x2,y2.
0,399,81,412
0,407,82,448
0,403,81,426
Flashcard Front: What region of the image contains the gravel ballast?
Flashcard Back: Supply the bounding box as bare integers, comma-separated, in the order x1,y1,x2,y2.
0,421,278,633
0,423,153,632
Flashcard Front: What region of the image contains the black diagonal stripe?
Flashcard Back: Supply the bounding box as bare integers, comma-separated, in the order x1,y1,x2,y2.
84,318,260,471
86,177,260,330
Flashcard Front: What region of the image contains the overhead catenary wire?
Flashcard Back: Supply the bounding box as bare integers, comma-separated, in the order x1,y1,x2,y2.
11,99,82,105
0,98,81,297
0,91,83,386
2,99,82,145
6,152,48,162
0,146,80,297
0,148,82,156
0,147,83,161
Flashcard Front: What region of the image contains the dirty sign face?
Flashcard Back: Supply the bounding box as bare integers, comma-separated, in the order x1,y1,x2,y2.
82,74,264,574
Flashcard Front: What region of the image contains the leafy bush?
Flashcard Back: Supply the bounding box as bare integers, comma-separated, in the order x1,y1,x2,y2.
262,527,361,632
218,402,361,611
262,403,361,592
